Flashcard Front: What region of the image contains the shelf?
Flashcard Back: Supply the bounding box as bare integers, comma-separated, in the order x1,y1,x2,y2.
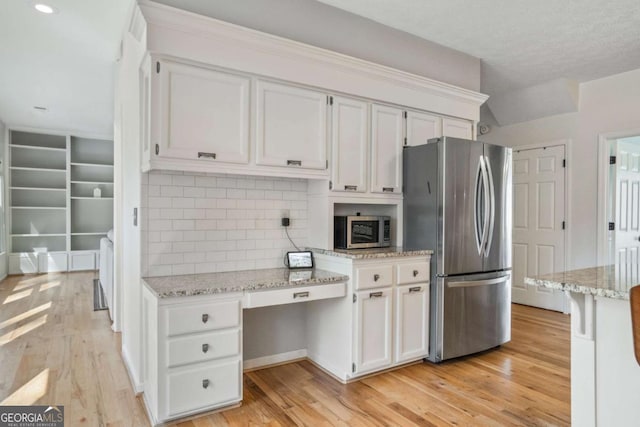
11,187,66,192
12,233,67,237
71,232,108,236
11,168,67,189
12,235,66,253
70,197,113,200
10,166,66,173
11,131,67,150
70,181,114,185
9,144,67,153
70,137,113,165
70,162,114,168
12,206,66,210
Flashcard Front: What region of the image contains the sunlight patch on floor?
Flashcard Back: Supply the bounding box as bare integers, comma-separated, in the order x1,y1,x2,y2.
3,288,34,304
0,314,48,346
39,281,61,291
0,302,52,330
1,368,50,406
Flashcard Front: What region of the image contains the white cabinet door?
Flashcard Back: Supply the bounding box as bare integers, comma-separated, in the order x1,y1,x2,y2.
156,60,250,163
354,287,393,374
256,80,328,170
330,96,368,193
371,104,403,194
443,117,474,140
395,283,429,363
406,111,442,146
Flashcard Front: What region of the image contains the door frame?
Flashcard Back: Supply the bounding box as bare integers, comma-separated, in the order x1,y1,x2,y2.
597,129,640,265
512,139,571,313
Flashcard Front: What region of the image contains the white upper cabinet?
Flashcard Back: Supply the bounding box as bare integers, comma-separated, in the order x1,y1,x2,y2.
443,117,474,140
330,96,368,193
370,104,403,194
406,110,442,146
256,80,328,170
155,60,250,163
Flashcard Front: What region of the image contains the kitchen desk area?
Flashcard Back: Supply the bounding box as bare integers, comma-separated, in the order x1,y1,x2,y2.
141,248,432,425
526,266,640,427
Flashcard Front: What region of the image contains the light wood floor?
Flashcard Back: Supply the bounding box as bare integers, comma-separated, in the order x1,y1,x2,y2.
0,272,570,426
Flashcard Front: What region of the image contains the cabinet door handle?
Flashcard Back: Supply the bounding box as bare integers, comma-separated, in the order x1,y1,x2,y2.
294,291,310,299
413,270,419,277
198,152,217,159
382,187,394,193
344,185,358,191
202,343,209,353
373,274,380,281
369,291,383,298
409,286,422,293
287,160,302,166
202,379,210,389
202,313,209,323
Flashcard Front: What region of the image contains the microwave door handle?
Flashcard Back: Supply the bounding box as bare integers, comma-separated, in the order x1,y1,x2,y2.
484,155,495,257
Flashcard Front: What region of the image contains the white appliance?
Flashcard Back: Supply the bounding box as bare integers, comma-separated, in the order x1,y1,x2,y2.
99,230,114,320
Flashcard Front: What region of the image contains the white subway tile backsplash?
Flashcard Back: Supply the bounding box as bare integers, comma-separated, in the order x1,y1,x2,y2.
142,171,309,277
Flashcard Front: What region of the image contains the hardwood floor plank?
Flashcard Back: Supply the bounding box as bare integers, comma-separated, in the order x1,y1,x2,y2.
0,273,571,426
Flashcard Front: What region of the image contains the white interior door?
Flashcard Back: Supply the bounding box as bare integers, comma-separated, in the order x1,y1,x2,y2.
613,140,640,284
512,145,566,311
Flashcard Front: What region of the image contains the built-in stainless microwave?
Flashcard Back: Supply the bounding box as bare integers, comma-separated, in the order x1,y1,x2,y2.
334,215,391,249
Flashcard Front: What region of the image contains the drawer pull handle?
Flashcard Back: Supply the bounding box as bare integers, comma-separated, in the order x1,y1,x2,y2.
202,343,209,353
344,185,358,191
202,314,209,324
370,291,383,298
198,152,217,159
202,379,210,389
294,291,310,299
287,160,302,166
382,187,394,193
413,270,419,277
373,274,380,282
409,286,422,293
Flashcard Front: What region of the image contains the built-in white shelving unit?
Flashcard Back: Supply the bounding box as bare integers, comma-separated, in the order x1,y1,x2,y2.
7,130,114,274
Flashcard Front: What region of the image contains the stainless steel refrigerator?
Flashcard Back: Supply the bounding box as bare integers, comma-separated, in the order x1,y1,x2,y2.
403,136,512,362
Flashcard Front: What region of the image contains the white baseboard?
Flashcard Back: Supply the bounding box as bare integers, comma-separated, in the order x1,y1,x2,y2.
121,346,144,394
243,349,307,371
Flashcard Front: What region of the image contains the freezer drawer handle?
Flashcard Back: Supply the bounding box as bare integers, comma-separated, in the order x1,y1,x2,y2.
373,274,380,281
447,277,507,288
202,344,209,353
409,286,422,293
202,313,209,323
293,291,310,299
413,270,419,277
369,291,383,298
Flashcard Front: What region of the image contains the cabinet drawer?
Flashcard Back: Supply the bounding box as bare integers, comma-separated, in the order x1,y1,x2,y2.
397,262,429,285
168,329,241,368
166,299,241,337
167,359,242,417
244,282,346,309
355,264,393,290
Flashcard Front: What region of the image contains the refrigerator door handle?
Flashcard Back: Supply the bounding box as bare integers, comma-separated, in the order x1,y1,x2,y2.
483,155,496,257
474,156,488,255
480,156,491,256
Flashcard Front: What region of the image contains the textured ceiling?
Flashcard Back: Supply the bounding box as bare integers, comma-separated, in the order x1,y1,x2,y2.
315,0,640,96
0,0,131,135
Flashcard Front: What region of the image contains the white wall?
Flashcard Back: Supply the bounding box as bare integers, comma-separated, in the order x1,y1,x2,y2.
483,67,640,269
0,119,7,280
151,0,481,92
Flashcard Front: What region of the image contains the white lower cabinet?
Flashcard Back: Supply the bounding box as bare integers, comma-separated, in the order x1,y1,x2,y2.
354,287,393,374
394,283,430,363
142,287,243,425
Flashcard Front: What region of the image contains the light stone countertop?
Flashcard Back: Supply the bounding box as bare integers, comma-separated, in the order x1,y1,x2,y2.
310,247,433,259
143,267,349,298
525,265,635,301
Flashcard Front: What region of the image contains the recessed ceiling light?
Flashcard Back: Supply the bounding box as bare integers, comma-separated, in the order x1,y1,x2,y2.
34,3,56,14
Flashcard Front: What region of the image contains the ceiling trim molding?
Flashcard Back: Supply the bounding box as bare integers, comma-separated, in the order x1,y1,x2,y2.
138,1,488,120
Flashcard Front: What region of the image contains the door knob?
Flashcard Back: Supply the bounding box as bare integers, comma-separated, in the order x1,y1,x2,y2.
202,379,210,389
202,313,209,323
202,343,209,353
413,270,419,277
374,274,380,281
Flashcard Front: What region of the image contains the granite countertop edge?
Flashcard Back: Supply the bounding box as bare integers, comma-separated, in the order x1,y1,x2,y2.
143,268,349,299
524,276,630,301
310,247,434,259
